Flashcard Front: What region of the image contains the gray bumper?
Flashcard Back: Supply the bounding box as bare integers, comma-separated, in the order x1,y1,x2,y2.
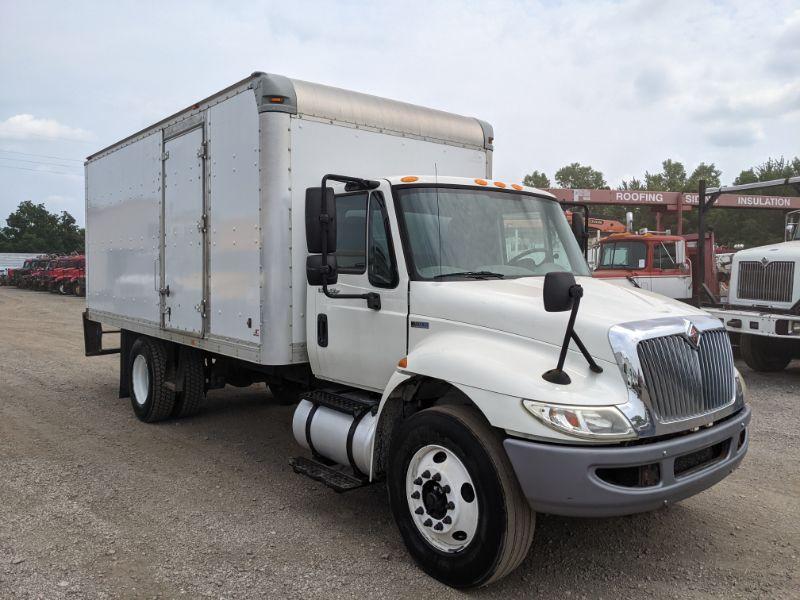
504,406,751,517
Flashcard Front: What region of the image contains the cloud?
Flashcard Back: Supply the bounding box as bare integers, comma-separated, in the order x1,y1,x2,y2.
0,114,94,142
705,123,764,148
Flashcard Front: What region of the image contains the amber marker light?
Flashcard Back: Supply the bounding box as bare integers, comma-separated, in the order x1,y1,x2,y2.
398,357,408,368
494,181,507,188
511,184,523,191
268,96,285,103
474,178,488,185
400,176,419,182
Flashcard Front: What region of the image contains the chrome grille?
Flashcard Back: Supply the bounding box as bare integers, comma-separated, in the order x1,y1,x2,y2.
637,329,735,423
737,261,794,303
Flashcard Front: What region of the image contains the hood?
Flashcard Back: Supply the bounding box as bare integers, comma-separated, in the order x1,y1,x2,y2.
410,276,707,363
734,240,800,263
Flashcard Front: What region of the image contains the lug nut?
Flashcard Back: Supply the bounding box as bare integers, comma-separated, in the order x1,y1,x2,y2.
442,485,450,494
423,518,432,527
413,477,422,486
422,470,431,479
410,491,420,499
433,522,443,531
442,516,452,524
415,507,424,515
447,501,455,510
432,472,441,482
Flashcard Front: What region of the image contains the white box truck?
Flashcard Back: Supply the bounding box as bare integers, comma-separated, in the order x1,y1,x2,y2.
83,72,750,587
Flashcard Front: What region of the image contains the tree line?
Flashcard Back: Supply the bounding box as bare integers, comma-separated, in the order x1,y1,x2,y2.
0,200,84,254
524,156,800,248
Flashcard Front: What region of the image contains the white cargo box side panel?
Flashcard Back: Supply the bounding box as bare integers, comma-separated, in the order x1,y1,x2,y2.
207,91,262,344
289,117,487,346
86,131,162,324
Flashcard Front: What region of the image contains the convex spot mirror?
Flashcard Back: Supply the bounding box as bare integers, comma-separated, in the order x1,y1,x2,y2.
306,186,337,254
306,254,338,286
543,271,577,312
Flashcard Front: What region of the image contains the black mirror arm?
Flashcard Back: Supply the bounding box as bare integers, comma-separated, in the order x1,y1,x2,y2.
543,285,603,385
319,173,382,311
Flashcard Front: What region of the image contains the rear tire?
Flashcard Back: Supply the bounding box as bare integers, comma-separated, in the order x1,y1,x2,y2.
129,338,175,422
740,334,792,372
172,347,205,418
387,405,535,588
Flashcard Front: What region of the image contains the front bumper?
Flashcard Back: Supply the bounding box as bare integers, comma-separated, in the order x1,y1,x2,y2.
504,405,750,517
706,307,799,338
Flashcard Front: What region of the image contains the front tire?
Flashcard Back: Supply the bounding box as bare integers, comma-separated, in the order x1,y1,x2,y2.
387,405,534,588
129,338,176,422
740,334,792,372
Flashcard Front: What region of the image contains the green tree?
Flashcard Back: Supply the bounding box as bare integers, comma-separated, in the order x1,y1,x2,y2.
0,201,84,253
554,163,608,189
522,170,551,188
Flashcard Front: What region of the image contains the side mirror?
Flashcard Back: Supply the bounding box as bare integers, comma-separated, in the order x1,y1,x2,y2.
543,271,577,312
571,212,587,253
306,187,337,253
675,239,686,265
306,254,338,286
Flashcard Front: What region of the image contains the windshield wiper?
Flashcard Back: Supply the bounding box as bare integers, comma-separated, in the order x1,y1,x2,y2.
433,271,505,280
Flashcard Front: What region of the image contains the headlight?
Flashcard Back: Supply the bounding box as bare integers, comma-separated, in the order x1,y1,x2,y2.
522,400,636,441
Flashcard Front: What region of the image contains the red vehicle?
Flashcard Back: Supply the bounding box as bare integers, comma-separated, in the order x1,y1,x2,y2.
67,261,86,296
593,231,719,302
49,255,85,294
17,257,51,289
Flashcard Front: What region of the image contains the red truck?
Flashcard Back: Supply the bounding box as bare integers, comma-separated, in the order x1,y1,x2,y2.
49,255,85,294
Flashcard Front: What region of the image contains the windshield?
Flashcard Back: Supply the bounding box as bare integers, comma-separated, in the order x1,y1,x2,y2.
793,222,800,241
395,186,590,280
597,241,647,270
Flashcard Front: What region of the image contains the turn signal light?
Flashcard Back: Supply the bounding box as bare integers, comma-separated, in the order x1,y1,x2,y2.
401,176,419,182
474,178,488,186
398,357,408,368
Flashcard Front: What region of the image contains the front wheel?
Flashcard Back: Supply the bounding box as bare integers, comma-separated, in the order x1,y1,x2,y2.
387,405,535,588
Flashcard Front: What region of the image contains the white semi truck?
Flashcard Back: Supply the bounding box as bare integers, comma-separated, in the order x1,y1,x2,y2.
707,206,800,371
83,73,750,588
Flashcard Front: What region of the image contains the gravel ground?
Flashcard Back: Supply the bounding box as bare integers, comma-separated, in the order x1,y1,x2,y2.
0,286,798,599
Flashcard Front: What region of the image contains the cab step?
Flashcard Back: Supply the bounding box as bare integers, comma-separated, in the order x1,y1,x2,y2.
289,456,368,493
300,388,378,417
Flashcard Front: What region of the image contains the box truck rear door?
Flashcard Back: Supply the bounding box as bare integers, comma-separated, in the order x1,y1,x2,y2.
162,126,205,336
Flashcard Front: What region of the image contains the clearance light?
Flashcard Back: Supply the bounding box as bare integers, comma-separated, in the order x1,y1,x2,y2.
398,357,408,368
511,184,523,191
474,178,488,186
268,96,285,104
494,181,507,188
400,176,419,182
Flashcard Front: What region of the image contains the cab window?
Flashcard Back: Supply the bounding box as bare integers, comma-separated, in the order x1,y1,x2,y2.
653,242,677,269
334,193,367,274
598,241,647,270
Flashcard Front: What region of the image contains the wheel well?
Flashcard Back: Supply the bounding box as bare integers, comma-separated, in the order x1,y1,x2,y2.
372,376,479,479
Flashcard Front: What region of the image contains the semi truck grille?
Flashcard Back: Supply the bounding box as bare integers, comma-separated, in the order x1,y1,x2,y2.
637,329,735,423
737,261,794,303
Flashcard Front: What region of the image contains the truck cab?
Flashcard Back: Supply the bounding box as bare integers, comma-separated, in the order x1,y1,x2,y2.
707,210,800,371
593,232,692,299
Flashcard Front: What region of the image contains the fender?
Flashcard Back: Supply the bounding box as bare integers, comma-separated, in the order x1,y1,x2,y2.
367,328,629,479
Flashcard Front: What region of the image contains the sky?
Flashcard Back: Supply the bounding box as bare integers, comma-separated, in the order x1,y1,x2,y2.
1,0,798,227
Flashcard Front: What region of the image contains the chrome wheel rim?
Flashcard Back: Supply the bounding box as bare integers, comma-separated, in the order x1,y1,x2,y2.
405,444,479,552
132,354,149,406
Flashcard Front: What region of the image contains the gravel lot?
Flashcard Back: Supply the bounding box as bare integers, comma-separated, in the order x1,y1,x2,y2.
0,286,798,599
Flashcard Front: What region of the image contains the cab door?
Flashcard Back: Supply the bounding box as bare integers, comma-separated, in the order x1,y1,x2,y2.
313,185,408,392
